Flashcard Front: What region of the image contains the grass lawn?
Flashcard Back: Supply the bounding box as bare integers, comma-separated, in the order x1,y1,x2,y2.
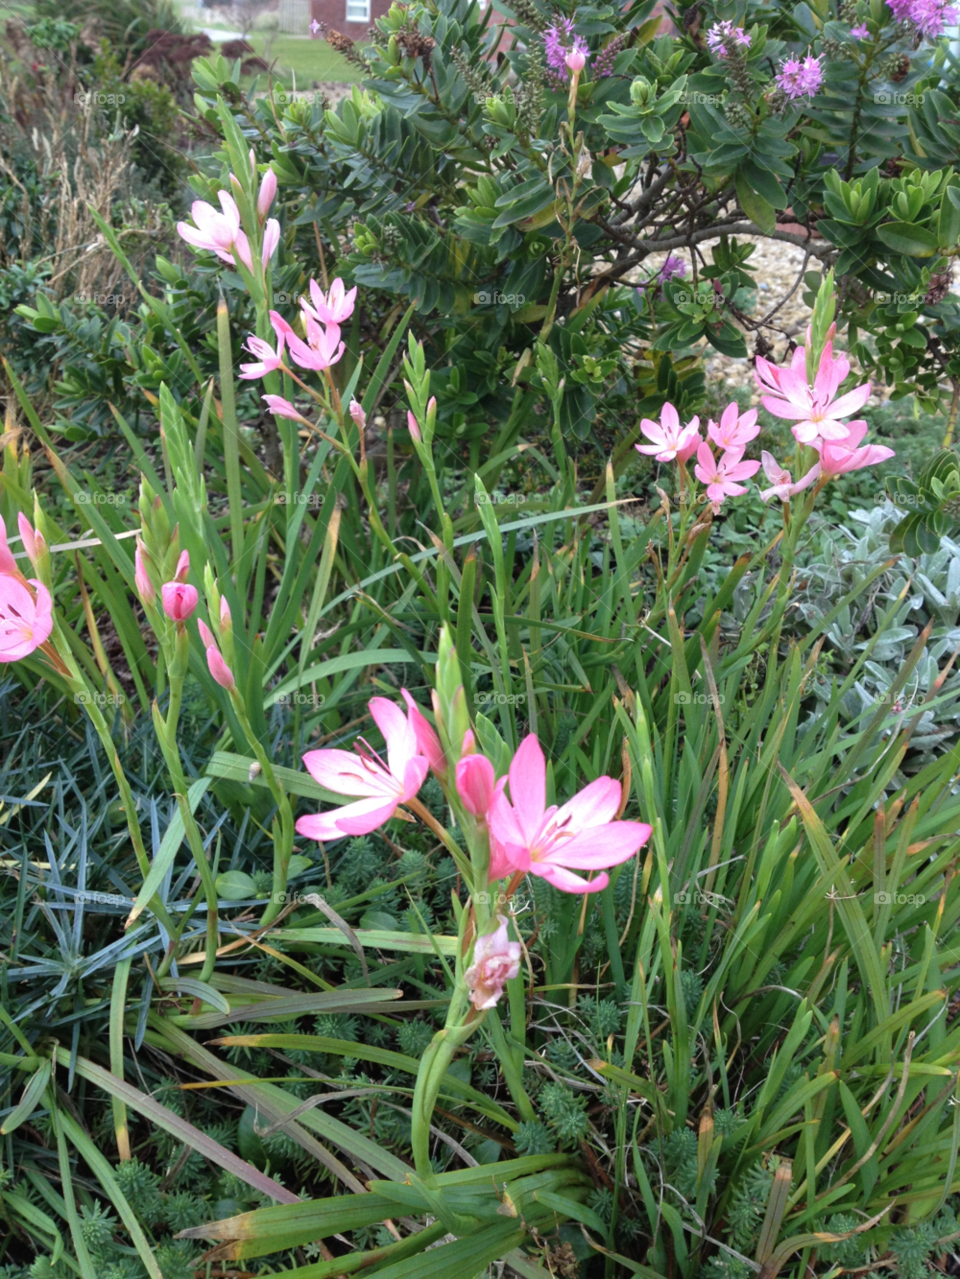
245,32,366,83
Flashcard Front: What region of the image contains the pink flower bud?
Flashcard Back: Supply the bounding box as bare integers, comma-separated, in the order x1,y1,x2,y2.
456,752,496,818
565,46,587,73
173,551,190,582
135,539,156,605
0,519,17,575
161,582,199,622
206,644,236,691
465,915,521,1010
349,399,366,431
262,394,303,422
198,618,216,648
220,595,232,632
17,512,46,568
261,218,280,266
407,410,422,443
257,167,278,218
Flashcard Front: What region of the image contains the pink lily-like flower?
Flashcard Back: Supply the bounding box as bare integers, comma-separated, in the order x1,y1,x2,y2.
755,342,871,444
295,697,429,841
162,582,198,623
285,317,345,373
707,402,760,452
694,442,761,503
299,277,357,328
758,451,821,503
636,403,701,464
177,192,253,271
262,394,305,422
465,915,522,1010
817,421,895,477
240,331,285,380
487,734,651,894
0,574,53,662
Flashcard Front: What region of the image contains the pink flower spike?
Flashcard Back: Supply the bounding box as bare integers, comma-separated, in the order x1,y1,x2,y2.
295,696,429,842
206,645,236,691
707,402,760,452
0,576,53,662
456,752,498,818
407,411,422,443
487,734,652,893
261,219,280,267
635,402,702,463
465,915,522,1010
257,167,278,219
758,451,821,503
694,442,761,503
161,582,199,623
198,618,216,648
401,689,445,775
240,333,285,380
0,519,17,575
300,277,357,327
17,513,45,568
135,539,155,605
817,421,895,477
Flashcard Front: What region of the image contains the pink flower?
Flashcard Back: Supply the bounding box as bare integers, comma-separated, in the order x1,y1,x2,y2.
775,53,823,99
456,751,499,818
285,318,345,373
299,277,357,328
173,551,190,582
257,168,277,219
349,399,366,431
240,332,285,380
565,46,587,73
261,218,280,266
636,403,702,464
849,22,870,36
206,645,236,691
17,513,46,569
707,402,760,453
407,411,422,443
135,538,155,605
295,697,429,841
817,421,895,477
262,394,303,421
0,575,53,662
465,915,522,1010
694,442,761,503
177,192,253,270
487,735,651,894
161,582,199,623
754,343,871,445
758,451,821,503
